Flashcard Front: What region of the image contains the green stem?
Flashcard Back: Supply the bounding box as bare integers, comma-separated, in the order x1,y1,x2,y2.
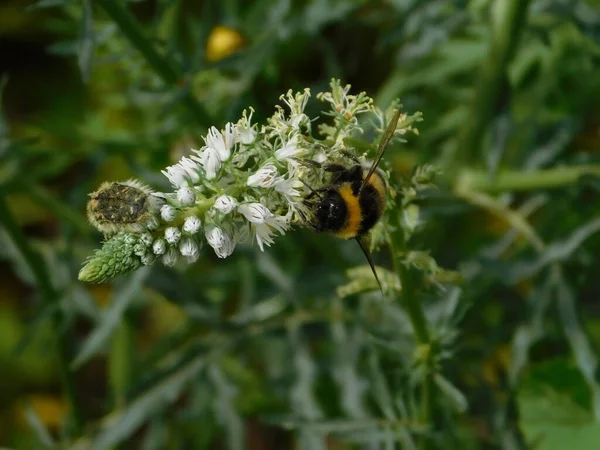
456,165,600,194
454,0,532,168
388,221,432,448
388,223,429,343
109,317,133,410
96,0,211,124
0,194,84,435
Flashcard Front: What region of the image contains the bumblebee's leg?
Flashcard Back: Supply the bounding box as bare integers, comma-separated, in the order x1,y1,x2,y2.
322,163,352,184
291,157,322,169
323,163,347,173
340,150,360,164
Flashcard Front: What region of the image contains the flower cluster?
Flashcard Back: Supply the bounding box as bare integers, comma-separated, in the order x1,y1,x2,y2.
79,79,421,283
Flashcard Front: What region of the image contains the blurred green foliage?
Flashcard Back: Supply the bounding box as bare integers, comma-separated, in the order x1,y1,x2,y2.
1,0,600,449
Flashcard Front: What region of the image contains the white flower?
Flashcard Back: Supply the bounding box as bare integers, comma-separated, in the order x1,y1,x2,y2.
238,203,272,224
193,147,221,180
183,215,202,234
179,237,200,263
177,187,196,206
146,216,160,230
165,227,182,244
204,123,235,162
280,88,311,129
162,246,179,266
234,108,256,145
274,175,303,207
152,238,166,255
205,225,235,258
161,165,188,189
141,253,156,266
238,203,289,251
161,156,202,188
254,216,288,251
275,135,305,161
247,163,281,188
213,195,238,214
178,156,201,184
313,151,328,164
160,204,177,222
133,242,146,257
139,232,154,246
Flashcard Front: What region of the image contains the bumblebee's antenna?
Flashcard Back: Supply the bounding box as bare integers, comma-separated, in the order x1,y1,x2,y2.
300,179,323,200
359,109,402,194
355,237,384,295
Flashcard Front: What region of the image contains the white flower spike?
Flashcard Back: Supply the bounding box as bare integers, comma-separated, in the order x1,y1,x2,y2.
80,79,423,283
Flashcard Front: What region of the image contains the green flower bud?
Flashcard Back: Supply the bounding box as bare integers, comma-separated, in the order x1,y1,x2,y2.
78,233,142,283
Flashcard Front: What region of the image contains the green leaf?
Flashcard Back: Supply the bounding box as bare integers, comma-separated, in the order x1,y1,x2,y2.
555,273,600,418
208,364,244,450
92,354,206,450
71,268,148,369
433,374,467,413
288,327,323,420
24,0,76,11
367,351,397,420
78,0,95,82
23,400,56,449
518,385,600,450
337,265,400,298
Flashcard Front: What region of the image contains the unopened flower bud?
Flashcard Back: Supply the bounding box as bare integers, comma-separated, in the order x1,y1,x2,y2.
165,227,182,244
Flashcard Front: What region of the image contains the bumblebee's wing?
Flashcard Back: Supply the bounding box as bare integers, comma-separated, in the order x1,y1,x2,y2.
360,108,402,193
355,236,384,295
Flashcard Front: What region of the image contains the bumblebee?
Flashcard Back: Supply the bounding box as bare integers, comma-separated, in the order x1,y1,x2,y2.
306,109,402,292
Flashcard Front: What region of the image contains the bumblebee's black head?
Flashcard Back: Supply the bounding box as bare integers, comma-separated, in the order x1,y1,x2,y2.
312,190,347,233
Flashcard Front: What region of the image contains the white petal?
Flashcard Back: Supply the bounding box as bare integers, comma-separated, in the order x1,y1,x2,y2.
161,165,187,188
213,195,238,214
238,203,271,224
160,204,177,222
183,215,202,234
179,236,199,258
205,225,235,258
247,163,280,187
165,227,182,244
152,239,166,255
162,247,179,266
177,187,196,206
204,124,235,162
194,147,221,180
